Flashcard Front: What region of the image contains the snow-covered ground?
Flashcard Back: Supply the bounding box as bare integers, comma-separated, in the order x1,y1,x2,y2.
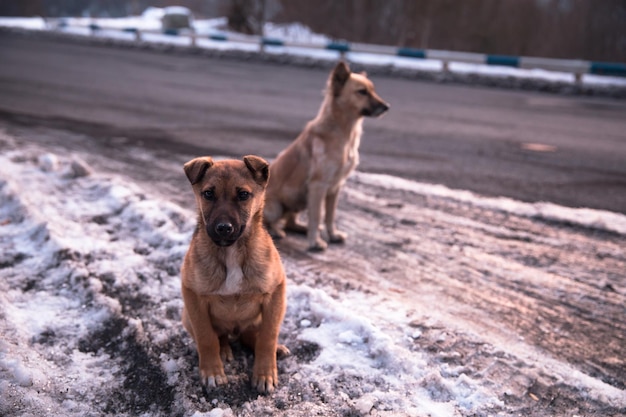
0,12,625,89
1,8,625,417
1,120,624,417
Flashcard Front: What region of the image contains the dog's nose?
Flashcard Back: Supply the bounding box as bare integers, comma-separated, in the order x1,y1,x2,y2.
215,222,234,237
371,102,390,117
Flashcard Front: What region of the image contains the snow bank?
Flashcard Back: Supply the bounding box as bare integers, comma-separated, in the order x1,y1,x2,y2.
352,171,626,236
0,144,192,415
0,17,46,30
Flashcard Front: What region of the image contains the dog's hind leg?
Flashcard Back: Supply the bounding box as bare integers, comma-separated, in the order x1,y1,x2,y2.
240,329,290,358
284,212,307,235
182,307,194,339
219,335,234,362
263,200,286,239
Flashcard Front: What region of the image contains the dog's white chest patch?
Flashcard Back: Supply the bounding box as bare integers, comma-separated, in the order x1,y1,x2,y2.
217,249,244,295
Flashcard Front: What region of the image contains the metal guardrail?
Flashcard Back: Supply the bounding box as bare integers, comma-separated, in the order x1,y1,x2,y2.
71,23,626,81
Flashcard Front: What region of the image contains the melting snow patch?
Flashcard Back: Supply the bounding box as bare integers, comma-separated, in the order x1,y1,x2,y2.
286,284,502,415
0,147,192,416
352,171,626,235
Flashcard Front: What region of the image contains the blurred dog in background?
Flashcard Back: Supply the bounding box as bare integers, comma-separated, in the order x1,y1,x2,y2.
264,61,389,251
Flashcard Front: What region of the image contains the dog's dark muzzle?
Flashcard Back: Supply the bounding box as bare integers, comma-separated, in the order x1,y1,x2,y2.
362,101,390,117
206,218,244,246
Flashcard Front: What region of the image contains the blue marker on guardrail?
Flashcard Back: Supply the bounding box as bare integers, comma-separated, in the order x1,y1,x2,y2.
209,34,227,41
262,37,284,47
397,48,427,59
326,42,350,53
590,62,626,77
486,55,520,68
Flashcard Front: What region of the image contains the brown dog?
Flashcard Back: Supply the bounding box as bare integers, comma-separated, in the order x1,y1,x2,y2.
264,61,389,251
181,155,288,394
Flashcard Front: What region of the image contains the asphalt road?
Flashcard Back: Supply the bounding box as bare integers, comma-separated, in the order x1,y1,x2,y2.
1,31,626,213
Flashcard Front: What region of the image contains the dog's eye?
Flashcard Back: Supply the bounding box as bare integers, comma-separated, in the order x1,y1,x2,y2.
202,190,215,201
237,191,251,201
357,88,368,96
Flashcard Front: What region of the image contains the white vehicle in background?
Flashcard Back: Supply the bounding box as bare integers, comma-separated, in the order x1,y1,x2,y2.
160,6,193,34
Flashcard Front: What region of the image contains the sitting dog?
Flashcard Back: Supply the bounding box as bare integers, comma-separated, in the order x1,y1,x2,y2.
264,61,389,251
181,155,288,394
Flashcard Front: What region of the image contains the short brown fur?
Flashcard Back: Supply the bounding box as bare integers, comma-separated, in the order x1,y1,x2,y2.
181,155,288,394
264,61,389,251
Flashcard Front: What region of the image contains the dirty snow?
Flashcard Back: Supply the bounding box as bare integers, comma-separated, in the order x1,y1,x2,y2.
1,122,625,417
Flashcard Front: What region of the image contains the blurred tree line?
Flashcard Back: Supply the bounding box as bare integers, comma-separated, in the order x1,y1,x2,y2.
273,0,626,62
1,0,624,62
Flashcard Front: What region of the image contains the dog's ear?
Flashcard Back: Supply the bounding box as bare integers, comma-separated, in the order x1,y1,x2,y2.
184,156,214,185
243,155,269,186
331,61,351,97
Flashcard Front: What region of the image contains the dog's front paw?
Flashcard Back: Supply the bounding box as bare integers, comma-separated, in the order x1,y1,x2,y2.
308,238,328,252
328,230,347,244
252,363,278,394
200,364,228,388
